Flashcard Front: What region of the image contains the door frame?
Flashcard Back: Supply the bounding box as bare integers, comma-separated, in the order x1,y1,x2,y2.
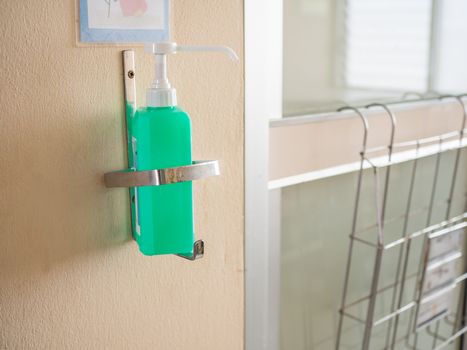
245,1,283,349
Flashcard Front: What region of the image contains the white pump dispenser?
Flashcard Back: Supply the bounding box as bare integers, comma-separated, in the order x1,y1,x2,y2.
145,42,239,108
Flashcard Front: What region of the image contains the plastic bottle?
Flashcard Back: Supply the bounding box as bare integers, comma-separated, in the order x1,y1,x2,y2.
130,42,237,256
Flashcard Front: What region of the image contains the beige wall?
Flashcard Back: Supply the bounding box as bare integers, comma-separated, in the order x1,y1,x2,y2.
0,1,244,349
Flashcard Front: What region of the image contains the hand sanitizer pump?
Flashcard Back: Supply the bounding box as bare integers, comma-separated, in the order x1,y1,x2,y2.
104,42,238,260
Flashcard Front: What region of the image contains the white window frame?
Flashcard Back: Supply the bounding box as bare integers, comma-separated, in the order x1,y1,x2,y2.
245,1,282,349
244,1,467,349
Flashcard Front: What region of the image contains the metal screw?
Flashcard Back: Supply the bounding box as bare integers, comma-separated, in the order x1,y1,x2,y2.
128,70,135,79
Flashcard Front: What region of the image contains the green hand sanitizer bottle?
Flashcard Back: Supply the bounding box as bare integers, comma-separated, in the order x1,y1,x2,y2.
129,42,238,256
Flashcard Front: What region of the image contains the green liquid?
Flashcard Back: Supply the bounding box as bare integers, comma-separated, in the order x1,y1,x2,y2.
130,106,193,256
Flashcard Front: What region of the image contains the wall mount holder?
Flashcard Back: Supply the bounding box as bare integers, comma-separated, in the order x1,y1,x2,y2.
104,50,220,261
104,160,219,260
104,160,220,188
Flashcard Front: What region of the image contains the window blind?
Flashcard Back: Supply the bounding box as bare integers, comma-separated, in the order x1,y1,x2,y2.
344,0,433,92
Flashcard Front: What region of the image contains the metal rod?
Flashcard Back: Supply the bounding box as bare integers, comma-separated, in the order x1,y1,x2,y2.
342,311,367,324
104,160,220,188
343,271,419,311
428,138,443,226
427,324,448,342
411,136,444,349
430,94,467,348
366,103,397,349
354,194,467,243
389,331,425,350
355,138,466,181
362,165,385,350
364,128,465,155
341,229,466,322
454,257,467,337
335,107,370,350
409,214,467,241
373,302,417,327
457,96,467,344
362,109,396,350
441,95,467,340
390,142,421,349
364,129,397,348
366,103,397,164
350,235,379,248
122,50,138,239
433,324,467,350
438,95,467,221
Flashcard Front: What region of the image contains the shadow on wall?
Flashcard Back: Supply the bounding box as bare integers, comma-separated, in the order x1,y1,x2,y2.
0,109,132,279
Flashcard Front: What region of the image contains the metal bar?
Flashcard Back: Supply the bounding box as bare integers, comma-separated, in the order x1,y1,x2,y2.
176,240,204,260
350,235,379,248
373,302,417,327
385,217,461,248
122,50,137,167
363,246,383,349
123,50,136,108
342,311,367,324
431,95,467,347
361,139,466,173
428,221,467,240
388,331,425,350
390,143,421,349
336,107,370,350
355,195,467,243
343,271,419,311
366,103,398,349
341,248,467,333
365,129,465,155
362,165,385,350
427,324,448,342
425,251,462,271
453,237,467,340
409,214,467,240
457,96,467,346
433,325,467,350
104,160,220,188
122,50,138,239
411,136,444,349
455,273,467,286
441,96,467,341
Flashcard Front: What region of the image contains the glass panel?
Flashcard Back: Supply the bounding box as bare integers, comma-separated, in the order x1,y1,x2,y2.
283,0,467,116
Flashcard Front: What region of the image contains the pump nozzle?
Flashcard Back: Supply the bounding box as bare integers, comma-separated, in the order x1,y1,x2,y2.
176,45,239,61
144,42,238,107
145,42,239,61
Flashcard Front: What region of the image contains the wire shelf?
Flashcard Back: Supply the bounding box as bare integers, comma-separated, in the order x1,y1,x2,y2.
335,96,467,350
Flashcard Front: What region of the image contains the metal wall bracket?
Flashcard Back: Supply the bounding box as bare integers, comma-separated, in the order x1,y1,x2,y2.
104,160,220,188
177,240,205,260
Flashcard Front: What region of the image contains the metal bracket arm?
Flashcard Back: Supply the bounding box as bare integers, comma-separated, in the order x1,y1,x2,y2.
104,160,220,188
176,240,205,261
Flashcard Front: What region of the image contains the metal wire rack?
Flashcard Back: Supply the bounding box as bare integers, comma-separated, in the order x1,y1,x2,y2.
335,95,467,350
